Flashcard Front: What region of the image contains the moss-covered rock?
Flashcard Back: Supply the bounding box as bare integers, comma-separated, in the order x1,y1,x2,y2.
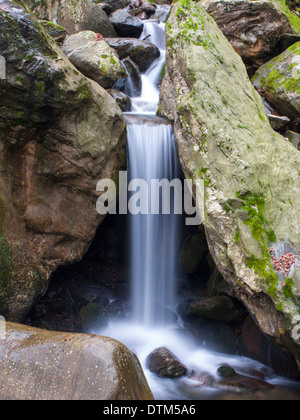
57,0,117,36
0,1,126,321
252,42,300,119
0,322,154,400
62,30,126,89
160,0,300,367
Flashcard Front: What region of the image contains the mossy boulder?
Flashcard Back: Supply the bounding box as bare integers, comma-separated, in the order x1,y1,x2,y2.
57,0,117,36
0,1,126,321
252,42,300,119
62,30,126,89
160,0,300,367
0,322,154,400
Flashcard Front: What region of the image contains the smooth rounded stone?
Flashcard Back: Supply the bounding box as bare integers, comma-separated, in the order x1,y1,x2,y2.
105,37,160,72
207,0,293,74
0,322,153,400
217,365,238,378
179,231,208,274
39,20,67,43
57,0,117,36
108,89,132,111
287,130,300,150
122,57,142,97
189,296,247,324
252,42,300,119
109,9,144,38
62,31,126,89
146,347,188,378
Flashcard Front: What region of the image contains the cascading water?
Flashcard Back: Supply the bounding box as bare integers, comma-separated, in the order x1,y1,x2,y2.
96,7,300,400
127,119,180,327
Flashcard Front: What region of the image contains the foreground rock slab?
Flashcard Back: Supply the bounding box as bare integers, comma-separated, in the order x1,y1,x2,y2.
0,322,153,400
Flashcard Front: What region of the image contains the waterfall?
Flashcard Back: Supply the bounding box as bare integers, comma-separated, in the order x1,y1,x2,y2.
125,11,181,327
127,120,180,327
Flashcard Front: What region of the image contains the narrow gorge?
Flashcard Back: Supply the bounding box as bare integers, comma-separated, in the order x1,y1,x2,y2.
0,0,300,401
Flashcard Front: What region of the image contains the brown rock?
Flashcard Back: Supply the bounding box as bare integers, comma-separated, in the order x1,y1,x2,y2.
146,347,188,378
207,1,293,74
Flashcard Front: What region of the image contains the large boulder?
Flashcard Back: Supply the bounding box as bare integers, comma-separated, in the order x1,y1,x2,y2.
105,37,160,72
252,42,300,120
146,347,188,378
109,9,144,38
206,1,293,74
159,0,300,367
0,1,126,321
0,322,153,400
62,31,126,89
57,0,117,36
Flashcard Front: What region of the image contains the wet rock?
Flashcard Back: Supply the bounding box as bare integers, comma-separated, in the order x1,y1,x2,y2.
287,130,300,150
214,374,274,394
207,0,293,75
0,322,154,400
122,57,142,97
268,114,290,131
279,33,300,52
160,0,300,367
108,89,132,111
128,0,157,19
62,31,126,89
57,0,117,36
241,316,264,361
109,9,144,38
94,0,131,13
180,232,209,274
188,371,214,387
146,347,188,378
40,20,67,43
217,365,237,378
80,302,108,330
189,296,247,324
105,37,160,72
0,1,126,320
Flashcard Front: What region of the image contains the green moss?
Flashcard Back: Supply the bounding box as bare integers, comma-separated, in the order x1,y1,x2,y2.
236,191,279,296
0,238,13,290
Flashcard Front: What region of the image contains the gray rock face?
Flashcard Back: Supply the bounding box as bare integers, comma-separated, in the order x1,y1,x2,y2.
0,1,126,321
62,31,126,89
0,322,154,400
159,0,300,367
207,0,293,74
109,9,144,38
